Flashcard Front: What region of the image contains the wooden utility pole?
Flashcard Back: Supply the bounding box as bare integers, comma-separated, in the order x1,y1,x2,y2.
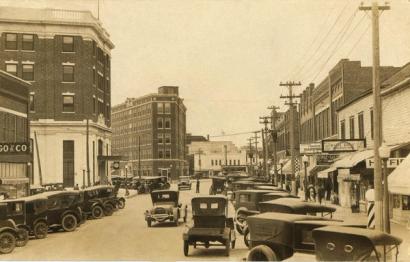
195,148,204,175
268,106,280,185
359,1,390,233
259,117,271,180
34,131,43,186
247,137,254,175
224,145,228,166
254,132,260,171
280,81,301,195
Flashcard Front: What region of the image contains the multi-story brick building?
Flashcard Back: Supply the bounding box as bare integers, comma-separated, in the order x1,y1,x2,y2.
0,70,31,198
0,7,114,187
274,106,300,160
111,86,187,180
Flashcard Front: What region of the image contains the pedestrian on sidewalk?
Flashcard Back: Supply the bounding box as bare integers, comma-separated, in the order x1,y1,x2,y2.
74,184,79,190
318,185,325,205
196,178,200,193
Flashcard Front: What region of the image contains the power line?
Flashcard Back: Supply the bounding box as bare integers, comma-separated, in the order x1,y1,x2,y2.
209,130,259,138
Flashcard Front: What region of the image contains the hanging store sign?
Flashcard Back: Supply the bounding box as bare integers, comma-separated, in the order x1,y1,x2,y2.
322,139,366,153
0,142,31,155
316,154,339,165
300,143,322,155
365,158,405,169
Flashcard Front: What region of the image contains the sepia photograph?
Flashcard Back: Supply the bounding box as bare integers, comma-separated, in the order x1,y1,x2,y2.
0,0,409,261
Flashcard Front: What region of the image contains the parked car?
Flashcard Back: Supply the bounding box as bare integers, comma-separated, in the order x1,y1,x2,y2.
261,191,299,201
0,204,20,254
134,176,170,194
29,185,45,195
144,190,187,227
254,185,286,192
43,183,64,191
182,196,236,257
312,226,402,262
209,176,227,195
0,195,49,245
42,191,84,232
81,186,119,218
178,176,192,191
93,184,125,210
246,213,366,261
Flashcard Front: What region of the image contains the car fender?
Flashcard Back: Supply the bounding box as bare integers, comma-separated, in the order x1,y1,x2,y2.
91,201,104,210
118,197,125,203
173,207,179,219
33,218,48,228
60,210,79,222
0,226,17,236
16,224,30,232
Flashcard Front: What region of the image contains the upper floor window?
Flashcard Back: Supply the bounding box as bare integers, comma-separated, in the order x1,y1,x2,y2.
340,120,346,140
22,64,34,81
165,134,171,144
62,36,74,52
22,34,34,51
158,149,164,159
5,33,17,50
349,116,355,139
158,134,164,144
29,94,35,112
62,95,74,112
358,112,364,139
157,118,163,129
63,65,74,82
164,118,171,129
157,102,164,114
165,149,171,159
164,103,171,114
5,63,17,76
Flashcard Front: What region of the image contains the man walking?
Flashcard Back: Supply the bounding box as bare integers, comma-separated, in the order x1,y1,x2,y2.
196,178,200,193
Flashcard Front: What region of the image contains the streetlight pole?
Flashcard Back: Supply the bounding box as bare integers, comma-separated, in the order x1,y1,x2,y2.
379,144,391,233
302,155,309,201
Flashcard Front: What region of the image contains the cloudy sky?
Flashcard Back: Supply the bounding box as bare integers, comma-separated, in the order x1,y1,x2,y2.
2,0,410,147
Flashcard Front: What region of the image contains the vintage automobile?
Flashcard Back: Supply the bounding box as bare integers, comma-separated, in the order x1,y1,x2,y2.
254,185,286,192
209,176,227,195
261,191,299,202
182,196,236,257
81,186,121,218
94,184,126,210
42,191,84,232
312,226,402,262
0,195,49,245
178,176,192,191
134,176,171,194
246,212,366,261
29,185,46,195
233,189,280,234
0,206,20,254
43,183,64,191
144,190,187,227
258,198,336,217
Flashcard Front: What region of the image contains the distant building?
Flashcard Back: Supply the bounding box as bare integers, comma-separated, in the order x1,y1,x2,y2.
0,7,115,187
186,134,208,176
111,86,188,180
188,141,247,177
0,70,31,198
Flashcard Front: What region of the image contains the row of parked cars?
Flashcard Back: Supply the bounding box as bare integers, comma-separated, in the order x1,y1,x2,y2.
190,174,403,261
112,176,171,194
0,185,126,254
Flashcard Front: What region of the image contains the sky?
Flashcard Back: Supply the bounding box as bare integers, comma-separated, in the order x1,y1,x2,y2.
1,0,410,147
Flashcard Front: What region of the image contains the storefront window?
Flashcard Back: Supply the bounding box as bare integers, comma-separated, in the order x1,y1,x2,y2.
393,195,401,209
402,195,410,210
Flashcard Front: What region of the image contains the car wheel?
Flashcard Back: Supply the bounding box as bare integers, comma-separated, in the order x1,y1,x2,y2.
183,240,189,256
92,206,104,219
15,228,29,247
247,245,278,261
235,223,244,235
244,227,250,248
62,214,78,232
33,221,48,239
103,203,114,216
0,232,16,254
147,220,152,227
225,238,230,256
118,199,125,209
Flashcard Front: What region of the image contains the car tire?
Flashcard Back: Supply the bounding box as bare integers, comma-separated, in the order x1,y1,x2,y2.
118,199,125,209
61,214,78,232
147,220,152,227
92,206,104,219
183,240,189,256
103,203,114,216
244,227,250,248
247,245,278,261
15,228,29,247
235,223,244,235
33,221,48,239
0,232,16,254
225,238,230,256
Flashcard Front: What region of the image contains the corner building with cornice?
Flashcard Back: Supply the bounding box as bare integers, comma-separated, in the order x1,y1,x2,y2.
0,7,115,187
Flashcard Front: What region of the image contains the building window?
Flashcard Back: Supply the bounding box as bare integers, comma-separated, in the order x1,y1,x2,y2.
158,134,164,144
93,68,96,84
164,118,171,129
165,134,171,144
219,160,222,165
403,195,410,210
5,64,17,76
62,95,74,112
164,103,171,114
157,118,163,129
229,160,232,165
63,65,74,82
211,160,214,166
62,36,74,52
340,120,346,140
358,112,364,139
233,160,236,165
238,160,240,165
22,64,34,81
29,94,35,112
93,97,96,114
22,34,34,50
165,149,171,159
349,116,355,139
5,33,17,50
158,149,164,159
157,103,164,114
370,108,374,140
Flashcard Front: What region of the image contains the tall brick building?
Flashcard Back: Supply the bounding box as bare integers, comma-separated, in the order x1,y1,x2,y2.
0,7,114,187
111,86,188,180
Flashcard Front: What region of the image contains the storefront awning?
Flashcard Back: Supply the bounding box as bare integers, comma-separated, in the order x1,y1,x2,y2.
317,166,337,178
388,153,410,195
332,149,374,168
0,177,29,185
281,159,292,175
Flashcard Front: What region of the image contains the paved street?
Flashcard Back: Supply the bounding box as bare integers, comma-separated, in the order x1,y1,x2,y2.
2,180,250,261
